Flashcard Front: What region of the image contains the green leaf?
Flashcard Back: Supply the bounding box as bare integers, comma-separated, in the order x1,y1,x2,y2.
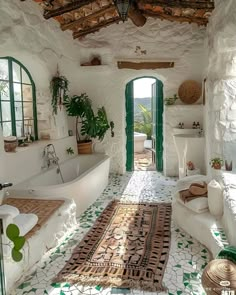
13,236,25,251
6,224,20,241
12,249,23,262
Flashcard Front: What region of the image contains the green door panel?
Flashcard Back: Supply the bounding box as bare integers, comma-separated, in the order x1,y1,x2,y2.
125,81,134,171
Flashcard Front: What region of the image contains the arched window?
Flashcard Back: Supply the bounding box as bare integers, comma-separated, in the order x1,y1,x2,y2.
0,57,38,140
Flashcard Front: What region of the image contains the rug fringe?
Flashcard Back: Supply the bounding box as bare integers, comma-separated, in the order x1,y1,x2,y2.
53,274,167,292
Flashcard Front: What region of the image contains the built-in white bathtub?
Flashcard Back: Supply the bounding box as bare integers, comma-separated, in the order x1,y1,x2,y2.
9,153,110,216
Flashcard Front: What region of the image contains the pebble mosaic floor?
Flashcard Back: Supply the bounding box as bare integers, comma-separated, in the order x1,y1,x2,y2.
13,172,216,295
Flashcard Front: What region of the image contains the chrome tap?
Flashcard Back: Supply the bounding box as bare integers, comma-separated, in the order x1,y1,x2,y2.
42,144,59,168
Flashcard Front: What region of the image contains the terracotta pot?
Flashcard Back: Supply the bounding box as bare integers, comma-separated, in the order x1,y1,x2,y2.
212,163,221,170
77,141,92,154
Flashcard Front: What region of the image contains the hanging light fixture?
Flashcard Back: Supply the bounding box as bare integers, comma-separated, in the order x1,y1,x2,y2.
113,0,130,22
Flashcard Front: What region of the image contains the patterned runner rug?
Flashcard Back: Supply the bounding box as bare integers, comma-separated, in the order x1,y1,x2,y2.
54,200,172,291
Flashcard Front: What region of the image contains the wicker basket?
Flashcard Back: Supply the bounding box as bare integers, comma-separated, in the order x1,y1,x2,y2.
178,80,201,104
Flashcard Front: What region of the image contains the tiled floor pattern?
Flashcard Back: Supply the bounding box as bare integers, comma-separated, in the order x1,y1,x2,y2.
14,172,214,295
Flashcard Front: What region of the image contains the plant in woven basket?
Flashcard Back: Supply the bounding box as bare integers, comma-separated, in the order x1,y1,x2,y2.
210,157,224,170
64,93,114,154
50,74,69,115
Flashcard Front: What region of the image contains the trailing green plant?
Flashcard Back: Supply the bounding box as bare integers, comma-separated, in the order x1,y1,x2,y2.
50,75,69,115
66,147,74,155
64,93,114,143
164,94,178,105
134,104,152,139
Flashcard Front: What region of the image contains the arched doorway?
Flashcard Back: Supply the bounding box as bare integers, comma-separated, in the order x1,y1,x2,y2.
125,77,163,172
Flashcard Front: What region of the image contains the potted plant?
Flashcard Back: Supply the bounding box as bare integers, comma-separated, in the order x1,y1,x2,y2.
50,74,69,115
64,93,114,154
210,157,224,170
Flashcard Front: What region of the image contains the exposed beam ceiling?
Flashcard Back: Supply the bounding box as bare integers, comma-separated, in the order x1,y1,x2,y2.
43,0,95,19
61,4,116,31
73,17,120,39
143,10,208,25
139,0,214,10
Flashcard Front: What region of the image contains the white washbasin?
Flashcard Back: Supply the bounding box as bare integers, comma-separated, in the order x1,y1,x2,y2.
174,133,204,138
173,128,201,136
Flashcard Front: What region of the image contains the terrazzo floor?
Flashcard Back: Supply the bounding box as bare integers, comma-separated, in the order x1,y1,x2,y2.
13,172,212,295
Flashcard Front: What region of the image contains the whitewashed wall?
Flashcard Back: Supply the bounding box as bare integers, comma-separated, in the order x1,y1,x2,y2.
76,19,207,174
205,0,236,176
0,0,83,186
0,0,83,139
0,0,207,179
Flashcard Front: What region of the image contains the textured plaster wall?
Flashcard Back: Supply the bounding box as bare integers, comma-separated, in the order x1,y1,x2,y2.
0,0,82,139
205,0,236,175
76,19,207,174
0,0,207,177
0,0,82,186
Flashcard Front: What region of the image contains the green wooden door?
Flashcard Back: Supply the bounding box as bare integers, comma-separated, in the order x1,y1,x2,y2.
125,81,134,171
155,80,163,171
126,77,163,172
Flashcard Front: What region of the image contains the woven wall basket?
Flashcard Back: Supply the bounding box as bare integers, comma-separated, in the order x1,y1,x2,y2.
178,80,201,104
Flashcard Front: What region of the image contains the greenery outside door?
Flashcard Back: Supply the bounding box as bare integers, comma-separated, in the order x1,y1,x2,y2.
125,77,163,172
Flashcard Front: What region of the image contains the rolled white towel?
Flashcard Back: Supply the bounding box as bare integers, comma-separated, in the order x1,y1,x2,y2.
13,213,38,236
0,204,20,218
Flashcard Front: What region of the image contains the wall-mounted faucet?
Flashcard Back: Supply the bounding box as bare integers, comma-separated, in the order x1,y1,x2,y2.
42,144,64,183
42,144,59,168
0,183,12,190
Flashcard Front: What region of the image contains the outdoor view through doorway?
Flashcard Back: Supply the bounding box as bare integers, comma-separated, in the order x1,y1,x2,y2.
134,78,156,171
125,76,163,172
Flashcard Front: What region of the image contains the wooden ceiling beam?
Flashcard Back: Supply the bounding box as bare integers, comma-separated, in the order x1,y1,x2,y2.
128,6,147,27
61,4,116,31
73,17,120,39
117,61,175,70
143,10,208,25
43,0,96,19
138,0,214,10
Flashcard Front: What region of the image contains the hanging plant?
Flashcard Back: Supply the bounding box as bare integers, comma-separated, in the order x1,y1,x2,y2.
50,74,69,115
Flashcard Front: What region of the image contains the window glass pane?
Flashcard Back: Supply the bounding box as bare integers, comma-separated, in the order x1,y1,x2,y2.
22,85,32,102
2,122,12,137
0,81,9,100
15,102,23,121
16,121,24,137
0,59,9,80
13,62,21,82
14,83,22,101
23,102,33,120
22,69,31,84
1,101,11,121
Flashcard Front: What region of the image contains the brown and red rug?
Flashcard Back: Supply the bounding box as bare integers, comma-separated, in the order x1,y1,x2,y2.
54,200,172,291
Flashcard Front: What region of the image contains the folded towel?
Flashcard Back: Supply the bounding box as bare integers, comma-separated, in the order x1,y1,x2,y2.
13,213,38,236
175,175,210,193
0,204,20,218
179,188,208,203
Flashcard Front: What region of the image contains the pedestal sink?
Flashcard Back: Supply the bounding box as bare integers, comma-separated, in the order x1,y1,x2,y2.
173,130,205,179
